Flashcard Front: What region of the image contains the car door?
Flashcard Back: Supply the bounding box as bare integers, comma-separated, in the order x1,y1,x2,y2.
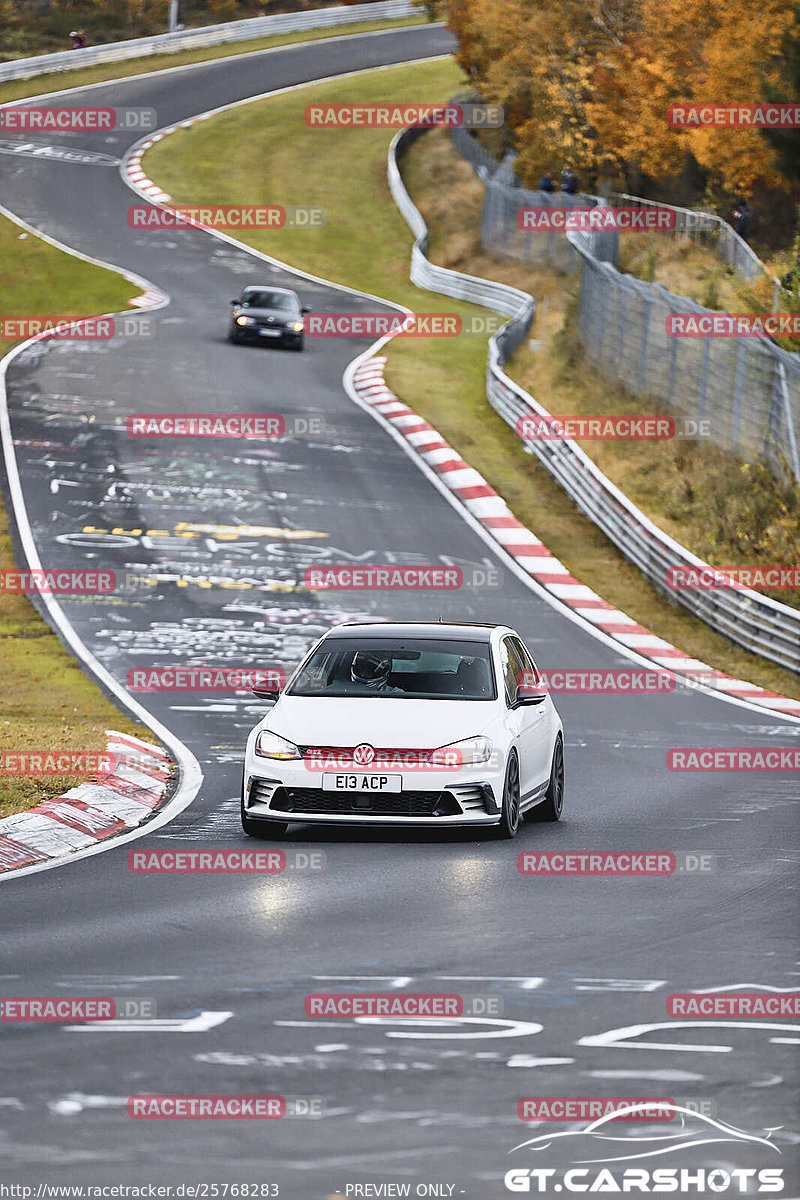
501,636,550,798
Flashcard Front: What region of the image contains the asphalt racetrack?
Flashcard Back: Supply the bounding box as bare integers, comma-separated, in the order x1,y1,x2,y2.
0,22,798,1197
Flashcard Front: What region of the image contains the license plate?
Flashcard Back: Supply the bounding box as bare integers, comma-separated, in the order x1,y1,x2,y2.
258,328,281,337
322,773,402,793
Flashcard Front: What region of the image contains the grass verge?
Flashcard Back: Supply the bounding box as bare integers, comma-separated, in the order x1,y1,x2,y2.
0,15,426,106
0,213,156,818
142,60,800,701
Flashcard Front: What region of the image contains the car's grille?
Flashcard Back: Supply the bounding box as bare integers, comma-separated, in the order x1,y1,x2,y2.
270,787,461,817
301,746,434,766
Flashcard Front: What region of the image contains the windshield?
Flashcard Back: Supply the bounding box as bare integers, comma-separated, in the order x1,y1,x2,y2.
241,291,296,311
288,638,496,700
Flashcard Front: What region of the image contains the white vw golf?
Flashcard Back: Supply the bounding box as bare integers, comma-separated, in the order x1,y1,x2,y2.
241,622,564,839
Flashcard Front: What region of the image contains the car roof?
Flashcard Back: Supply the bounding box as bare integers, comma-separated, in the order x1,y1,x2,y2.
242,285,297,295
322,621,506,643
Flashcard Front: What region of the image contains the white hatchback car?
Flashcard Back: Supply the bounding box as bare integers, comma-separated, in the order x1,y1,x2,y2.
241,622,564,839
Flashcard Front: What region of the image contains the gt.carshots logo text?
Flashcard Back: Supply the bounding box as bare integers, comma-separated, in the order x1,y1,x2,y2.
504,1168,784,1192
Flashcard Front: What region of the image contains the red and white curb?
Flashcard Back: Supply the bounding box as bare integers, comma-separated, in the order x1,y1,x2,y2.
353,356,800,719
0,732,173,874
126,133,174,204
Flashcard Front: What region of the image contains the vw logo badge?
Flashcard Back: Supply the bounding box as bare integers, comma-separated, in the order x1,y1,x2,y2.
353,743,375,766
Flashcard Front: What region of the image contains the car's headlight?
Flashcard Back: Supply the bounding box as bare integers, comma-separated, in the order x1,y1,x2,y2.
255,730,302,760
430,736,492,767
235,315,253,326
288,320,304,332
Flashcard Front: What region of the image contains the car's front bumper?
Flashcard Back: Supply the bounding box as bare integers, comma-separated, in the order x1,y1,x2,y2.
242,760,504,827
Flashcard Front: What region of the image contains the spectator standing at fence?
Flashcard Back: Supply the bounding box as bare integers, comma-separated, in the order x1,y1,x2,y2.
561,166,578,195
69,30,87,49
731,199,752,241
539,171,555,193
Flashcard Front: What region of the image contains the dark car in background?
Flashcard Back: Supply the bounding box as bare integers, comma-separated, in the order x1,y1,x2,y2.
228,285,309,350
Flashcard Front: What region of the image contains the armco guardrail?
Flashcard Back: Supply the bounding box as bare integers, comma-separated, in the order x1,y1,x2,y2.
0,0,417,83
389,125,800,674
447,115,800,486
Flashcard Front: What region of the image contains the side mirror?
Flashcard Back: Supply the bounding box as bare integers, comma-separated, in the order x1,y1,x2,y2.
230,298,240,305
514,684,548,706
252,686,281,702
301,306,311,315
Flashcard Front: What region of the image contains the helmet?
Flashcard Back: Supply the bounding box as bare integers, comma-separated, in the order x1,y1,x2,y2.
351,651,392,690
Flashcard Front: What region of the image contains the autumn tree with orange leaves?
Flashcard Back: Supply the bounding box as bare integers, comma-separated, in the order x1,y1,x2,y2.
448,0,798,208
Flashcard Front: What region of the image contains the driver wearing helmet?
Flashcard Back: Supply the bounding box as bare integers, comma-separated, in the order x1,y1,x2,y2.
350,651,403,695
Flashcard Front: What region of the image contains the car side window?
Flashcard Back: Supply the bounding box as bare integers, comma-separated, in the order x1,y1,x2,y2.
511,637,539,686
500,637,524,706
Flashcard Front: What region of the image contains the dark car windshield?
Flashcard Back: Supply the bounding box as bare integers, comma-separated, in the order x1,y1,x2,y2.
288,638,496,700
241,291,296,311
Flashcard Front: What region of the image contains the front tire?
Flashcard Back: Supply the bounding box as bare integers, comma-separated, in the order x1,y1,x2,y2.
495,752,521,839
529,736,564,822
240,772,289,838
